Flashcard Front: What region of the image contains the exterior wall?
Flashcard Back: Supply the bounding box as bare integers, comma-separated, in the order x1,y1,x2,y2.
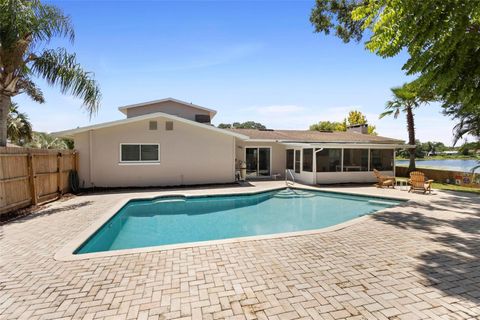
74,131,91,188
73,116,235,187
235,141,286,178
125,101,211,122
316,171,394,184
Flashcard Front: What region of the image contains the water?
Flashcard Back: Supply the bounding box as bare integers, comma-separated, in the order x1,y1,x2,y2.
396,159,478,172
76,188,403,254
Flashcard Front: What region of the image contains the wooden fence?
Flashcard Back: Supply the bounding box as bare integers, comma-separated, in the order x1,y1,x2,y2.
0,147,78,215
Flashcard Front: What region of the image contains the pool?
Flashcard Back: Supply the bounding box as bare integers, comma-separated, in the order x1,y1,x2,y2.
76,188,403,254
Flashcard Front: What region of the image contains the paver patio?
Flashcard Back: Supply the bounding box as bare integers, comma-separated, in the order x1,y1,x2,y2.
1,182,479,320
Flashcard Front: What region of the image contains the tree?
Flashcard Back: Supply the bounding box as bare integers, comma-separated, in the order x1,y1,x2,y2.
310,110,377,134
0,0,101,146
380,83,430,172
346,110,377,135
218,121,267,130
309,120,345,132
7,102,32,144
310,0,480,128
444,105,480,146
23,131,71,149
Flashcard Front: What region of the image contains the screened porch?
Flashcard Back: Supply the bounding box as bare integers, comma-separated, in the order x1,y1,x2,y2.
285,144,396,184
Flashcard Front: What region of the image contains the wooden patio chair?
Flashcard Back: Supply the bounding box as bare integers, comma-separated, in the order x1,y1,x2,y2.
408,171,434,194
373,169,396,188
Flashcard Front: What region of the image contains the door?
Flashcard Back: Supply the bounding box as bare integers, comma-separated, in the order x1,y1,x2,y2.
245,147,271,177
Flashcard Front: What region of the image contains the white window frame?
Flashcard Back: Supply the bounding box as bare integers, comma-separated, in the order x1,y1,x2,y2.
119,143,160,165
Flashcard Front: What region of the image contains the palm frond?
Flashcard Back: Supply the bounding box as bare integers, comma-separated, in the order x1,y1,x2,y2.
0,0,74,49
7,102,33,143
378,110,394,119
31,48,101,115
30,0,75,43
452,111,480,146
16,78,45,103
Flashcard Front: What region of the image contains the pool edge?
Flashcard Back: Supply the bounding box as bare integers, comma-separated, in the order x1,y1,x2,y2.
54,184,410,262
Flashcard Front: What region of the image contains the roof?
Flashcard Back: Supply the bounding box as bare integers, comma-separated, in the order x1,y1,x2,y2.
227,128,405,145
118,97,217,118
52,112,248,140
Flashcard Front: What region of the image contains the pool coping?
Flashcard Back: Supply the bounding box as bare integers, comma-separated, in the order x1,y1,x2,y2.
54,185,411,261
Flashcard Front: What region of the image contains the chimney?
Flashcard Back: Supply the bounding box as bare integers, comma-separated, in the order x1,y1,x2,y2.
347,124,368,134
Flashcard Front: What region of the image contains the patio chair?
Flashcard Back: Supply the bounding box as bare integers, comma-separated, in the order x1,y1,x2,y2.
373,169,396,188
408,171,434,194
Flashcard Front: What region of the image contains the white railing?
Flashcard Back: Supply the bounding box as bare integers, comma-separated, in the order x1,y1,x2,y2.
285,169,295,187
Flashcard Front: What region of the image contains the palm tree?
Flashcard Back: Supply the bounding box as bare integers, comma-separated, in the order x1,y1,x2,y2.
7,102,32,144
452,111,480,146
0,0,101,147
380,83,431,172
24,131,69,149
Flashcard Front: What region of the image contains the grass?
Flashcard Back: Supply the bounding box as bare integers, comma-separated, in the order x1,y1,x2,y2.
396,177,480,194
396,155,479,161
431,182,480,194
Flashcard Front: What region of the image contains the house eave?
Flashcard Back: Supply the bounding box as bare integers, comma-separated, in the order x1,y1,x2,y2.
279,142,412,149
52,112,248,140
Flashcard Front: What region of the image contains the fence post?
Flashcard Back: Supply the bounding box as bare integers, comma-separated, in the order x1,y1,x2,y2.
57,152,63,196
27,153,38,205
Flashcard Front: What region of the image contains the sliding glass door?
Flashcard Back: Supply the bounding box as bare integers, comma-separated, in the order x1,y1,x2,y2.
245,147,271,177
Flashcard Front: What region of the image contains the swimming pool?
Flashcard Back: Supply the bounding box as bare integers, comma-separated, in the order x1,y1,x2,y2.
76,188,403,254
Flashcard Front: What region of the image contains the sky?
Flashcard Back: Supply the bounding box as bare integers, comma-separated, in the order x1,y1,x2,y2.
14,0,461,145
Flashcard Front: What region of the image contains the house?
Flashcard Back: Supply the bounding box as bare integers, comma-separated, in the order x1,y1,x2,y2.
53,98,407,188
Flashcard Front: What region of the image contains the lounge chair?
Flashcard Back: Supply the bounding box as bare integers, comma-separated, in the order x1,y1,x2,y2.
373,169,396,188
408,171,433,194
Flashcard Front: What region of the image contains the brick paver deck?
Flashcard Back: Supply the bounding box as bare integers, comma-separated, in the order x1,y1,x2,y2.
1,182,479,319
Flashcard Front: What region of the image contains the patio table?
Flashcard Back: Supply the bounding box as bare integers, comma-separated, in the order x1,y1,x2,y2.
396,177,409,191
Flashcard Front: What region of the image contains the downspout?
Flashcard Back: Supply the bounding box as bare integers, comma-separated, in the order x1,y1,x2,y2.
313,148,324,185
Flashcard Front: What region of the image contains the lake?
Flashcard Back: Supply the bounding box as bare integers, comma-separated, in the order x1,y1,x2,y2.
396,159,479,172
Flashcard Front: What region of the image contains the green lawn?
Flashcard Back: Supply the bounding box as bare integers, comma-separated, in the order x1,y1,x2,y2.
431,182,480,194
395,177,480,194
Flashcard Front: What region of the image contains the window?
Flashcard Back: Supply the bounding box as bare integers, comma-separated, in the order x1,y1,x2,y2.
246,147,271,177
343,149,368,171
120,144,159,162
294,150,301,173
370,149,393,171
165,121,173,131
302,149,313,172
195,114,211,123
286,149,294,170
316,149,342,172
149,121,157,130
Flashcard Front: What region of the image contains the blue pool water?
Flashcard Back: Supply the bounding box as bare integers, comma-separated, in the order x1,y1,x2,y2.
76,188,403,254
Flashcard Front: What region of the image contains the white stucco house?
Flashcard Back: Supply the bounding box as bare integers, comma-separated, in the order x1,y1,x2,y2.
54,98,408,188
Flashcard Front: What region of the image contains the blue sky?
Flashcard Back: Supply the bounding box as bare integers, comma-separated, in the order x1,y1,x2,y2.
15,0,458,144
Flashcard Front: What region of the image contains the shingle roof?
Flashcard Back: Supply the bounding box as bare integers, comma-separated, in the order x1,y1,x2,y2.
227,128,404,144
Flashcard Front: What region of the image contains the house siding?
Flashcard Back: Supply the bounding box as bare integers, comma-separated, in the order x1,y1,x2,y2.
125,100,211,122
74,116,235,187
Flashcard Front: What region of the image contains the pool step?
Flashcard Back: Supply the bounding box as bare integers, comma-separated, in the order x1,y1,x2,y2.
274,190,316,199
